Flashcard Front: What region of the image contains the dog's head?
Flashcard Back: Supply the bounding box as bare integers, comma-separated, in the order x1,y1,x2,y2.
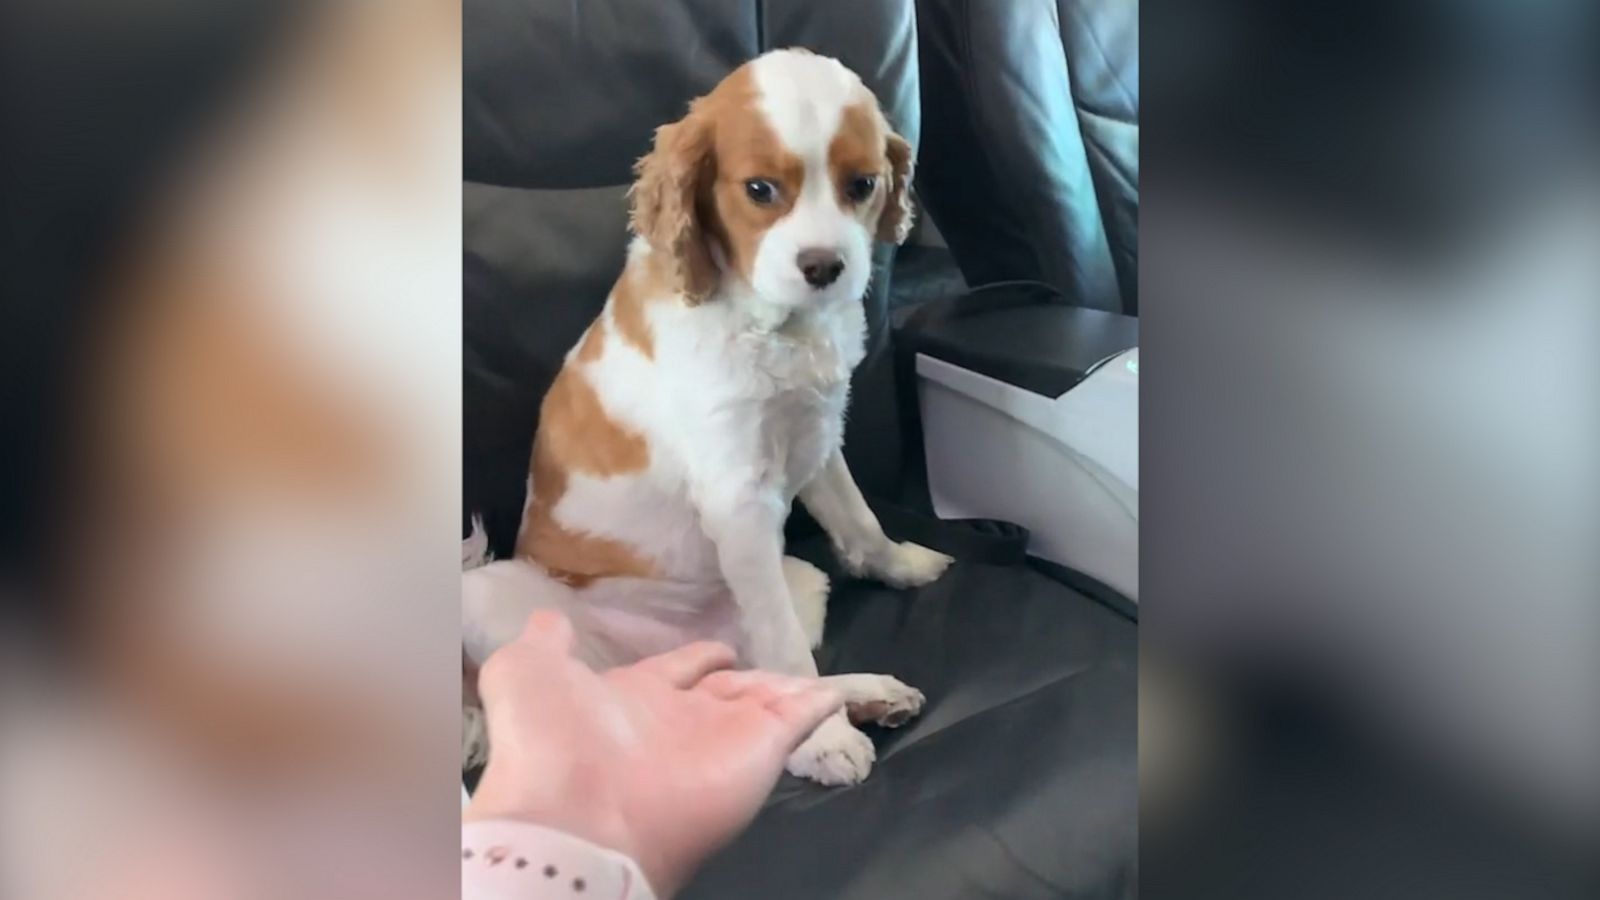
628,48,913,311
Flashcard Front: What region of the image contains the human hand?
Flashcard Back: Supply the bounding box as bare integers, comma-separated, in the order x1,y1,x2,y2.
463,611,843,898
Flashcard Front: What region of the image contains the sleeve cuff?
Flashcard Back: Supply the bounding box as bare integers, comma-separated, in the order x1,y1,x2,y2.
462,820,656,900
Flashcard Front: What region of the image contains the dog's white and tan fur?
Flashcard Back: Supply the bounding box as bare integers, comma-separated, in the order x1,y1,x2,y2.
462,49,952,785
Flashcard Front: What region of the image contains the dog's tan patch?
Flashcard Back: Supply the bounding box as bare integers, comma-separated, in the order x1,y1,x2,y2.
609,259,660,359
829,101,887,219
630,63,806,294
832,100,913,243
575,320,606,363
541,366,648,476
516,366,655,586
704,72,803,284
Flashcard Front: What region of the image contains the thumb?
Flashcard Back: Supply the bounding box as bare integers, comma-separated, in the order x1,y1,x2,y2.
517,609,575,655
763,686,845,751
477,610,575,702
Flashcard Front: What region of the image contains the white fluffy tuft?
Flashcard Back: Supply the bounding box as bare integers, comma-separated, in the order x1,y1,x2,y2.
462,515,492,772
462,515,492,570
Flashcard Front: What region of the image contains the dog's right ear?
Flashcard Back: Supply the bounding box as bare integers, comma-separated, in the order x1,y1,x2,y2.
876,130,915,245
629,106,719,302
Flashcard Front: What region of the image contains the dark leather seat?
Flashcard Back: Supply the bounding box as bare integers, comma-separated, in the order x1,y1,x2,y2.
464,3,1137,897
915,0,1139,315
685,535,1137,900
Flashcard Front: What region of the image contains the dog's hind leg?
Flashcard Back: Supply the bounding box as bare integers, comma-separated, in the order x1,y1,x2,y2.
461,558,577,666
461,557,575,769
782,555,831,649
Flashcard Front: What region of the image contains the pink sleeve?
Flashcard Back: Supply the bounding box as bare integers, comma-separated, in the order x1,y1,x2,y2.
462,820,656,900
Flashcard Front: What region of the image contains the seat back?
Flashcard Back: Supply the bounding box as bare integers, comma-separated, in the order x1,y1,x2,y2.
916,0,1139,314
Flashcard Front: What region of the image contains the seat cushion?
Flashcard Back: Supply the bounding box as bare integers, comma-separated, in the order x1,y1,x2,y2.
681,538,1138,900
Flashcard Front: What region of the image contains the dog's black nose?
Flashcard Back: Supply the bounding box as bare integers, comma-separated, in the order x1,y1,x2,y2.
797,248,845,288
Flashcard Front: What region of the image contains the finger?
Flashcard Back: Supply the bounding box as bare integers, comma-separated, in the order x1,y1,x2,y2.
719,678,801,708
764,686,846,744
517,609,575,655
479,611,574,700
699,669,816,702
631,640,737,688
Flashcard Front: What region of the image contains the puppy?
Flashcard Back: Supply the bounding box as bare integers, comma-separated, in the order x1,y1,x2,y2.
463,48,952,786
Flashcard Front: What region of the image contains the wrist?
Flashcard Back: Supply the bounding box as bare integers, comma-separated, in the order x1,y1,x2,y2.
465,774,664,889
464,782,628,851
461,819,661,900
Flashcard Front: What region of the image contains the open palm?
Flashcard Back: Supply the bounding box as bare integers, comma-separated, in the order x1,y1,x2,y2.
465,611,841,897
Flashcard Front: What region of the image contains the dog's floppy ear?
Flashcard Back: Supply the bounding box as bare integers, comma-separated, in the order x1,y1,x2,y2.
876,131,915,245
629,106,719,302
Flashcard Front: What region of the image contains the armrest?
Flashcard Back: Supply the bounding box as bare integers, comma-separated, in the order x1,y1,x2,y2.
895,281,1139,603
895,282,1138,398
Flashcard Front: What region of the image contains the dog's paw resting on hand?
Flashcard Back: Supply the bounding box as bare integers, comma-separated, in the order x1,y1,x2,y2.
842,675,924,728
843,540,953,588
787,714,878,786
789,674,927,785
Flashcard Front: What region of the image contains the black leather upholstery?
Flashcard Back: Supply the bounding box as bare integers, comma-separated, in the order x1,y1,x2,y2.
463,4,1137,898
915,0,1139,315
685,536,1138,900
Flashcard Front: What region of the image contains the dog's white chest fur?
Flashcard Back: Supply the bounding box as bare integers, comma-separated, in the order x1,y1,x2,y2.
571,281,869,587
714,299,867,496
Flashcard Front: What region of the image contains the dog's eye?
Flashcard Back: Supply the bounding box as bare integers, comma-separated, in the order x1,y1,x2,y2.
845,175,877,203
744,179,777,205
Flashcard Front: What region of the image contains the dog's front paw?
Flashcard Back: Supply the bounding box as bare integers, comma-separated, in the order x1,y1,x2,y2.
786,714,876,786
845,675,925,728
873,540,954,588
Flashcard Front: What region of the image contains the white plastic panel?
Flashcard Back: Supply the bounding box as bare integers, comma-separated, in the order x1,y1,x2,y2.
916,349,1139,600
